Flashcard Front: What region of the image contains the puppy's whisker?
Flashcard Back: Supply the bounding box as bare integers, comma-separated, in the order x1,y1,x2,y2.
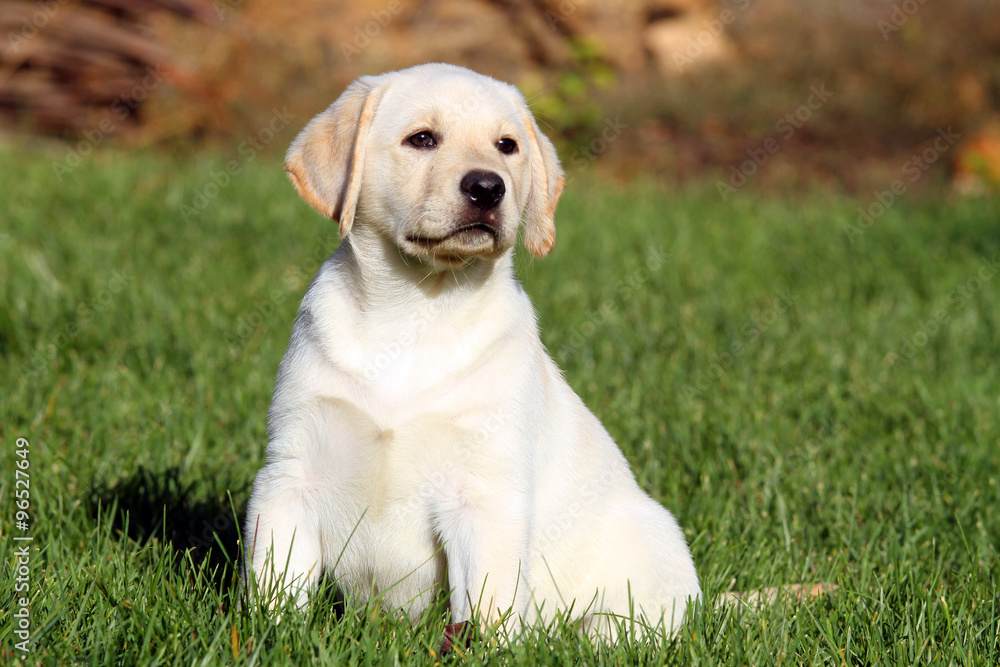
413,270,434,289
524,84,558,104
396,242,413,269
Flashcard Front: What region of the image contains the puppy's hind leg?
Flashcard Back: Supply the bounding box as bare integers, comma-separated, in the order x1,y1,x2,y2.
243,461,322,608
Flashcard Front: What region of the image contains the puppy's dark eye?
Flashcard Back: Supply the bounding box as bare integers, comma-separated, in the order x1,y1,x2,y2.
407,131,437,149
497,138,517,154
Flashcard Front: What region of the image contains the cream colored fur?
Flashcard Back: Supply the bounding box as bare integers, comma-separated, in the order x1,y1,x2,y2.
243,63,700,640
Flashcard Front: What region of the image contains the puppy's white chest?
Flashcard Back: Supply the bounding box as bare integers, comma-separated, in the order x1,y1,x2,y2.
314,409,483,610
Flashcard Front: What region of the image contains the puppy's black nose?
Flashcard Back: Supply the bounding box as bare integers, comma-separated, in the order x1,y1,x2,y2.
460,170,505,210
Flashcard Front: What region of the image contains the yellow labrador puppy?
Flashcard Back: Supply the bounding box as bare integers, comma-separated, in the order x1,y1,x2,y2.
244,63,700,639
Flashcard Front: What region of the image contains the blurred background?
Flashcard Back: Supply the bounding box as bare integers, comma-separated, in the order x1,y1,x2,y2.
2,0,999,194
3,7,999,662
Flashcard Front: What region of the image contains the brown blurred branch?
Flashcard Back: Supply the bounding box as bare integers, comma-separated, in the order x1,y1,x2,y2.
0,0,213,135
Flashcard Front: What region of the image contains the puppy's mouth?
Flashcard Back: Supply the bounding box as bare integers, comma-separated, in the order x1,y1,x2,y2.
406,222,500,250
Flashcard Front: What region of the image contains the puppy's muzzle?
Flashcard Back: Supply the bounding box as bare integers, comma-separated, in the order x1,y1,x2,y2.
403,170,508,261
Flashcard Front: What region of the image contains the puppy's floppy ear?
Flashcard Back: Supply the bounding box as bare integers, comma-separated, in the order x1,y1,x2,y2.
284,75,388,237
521,110,565,258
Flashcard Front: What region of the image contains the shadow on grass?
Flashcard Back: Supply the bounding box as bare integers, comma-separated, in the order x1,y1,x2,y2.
87,466,247,591
84,467,458,639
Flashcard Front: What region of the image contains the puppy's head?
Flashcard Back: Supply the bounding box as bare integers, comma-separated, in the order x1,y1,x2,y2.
285,63,564,268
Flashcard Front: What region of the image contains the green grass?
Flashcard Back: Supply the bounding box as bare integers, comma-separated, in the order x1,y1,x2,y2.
1,146,998,665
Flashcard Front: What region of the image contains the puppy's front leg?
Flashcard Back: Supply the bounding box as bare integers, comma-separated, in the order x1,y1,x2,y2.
244,460,322,607
433,480,532,634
